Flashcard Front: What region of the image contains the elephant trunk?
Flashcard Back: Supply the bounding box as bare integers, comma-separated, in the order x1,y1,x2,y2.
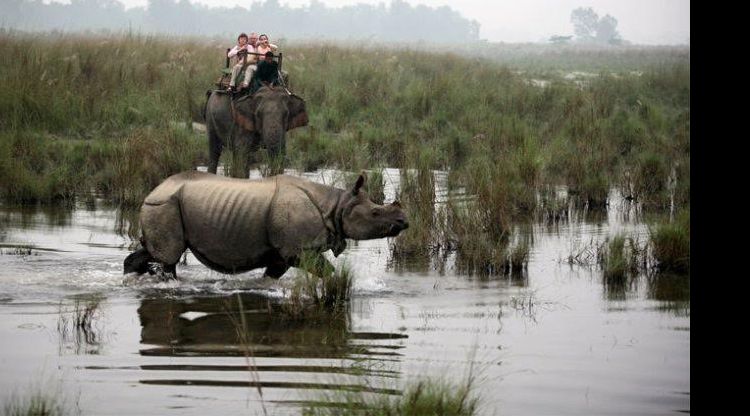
261,116,286,175
261,113,286,156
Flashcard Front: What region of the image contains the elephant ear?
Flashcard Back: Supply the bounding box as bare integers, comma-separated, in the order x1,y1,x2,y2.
287,94,308,131
232,95,260,133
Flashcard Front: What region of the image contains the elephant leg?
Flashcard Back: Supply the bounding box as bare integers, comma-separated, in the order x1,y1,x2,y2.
246,134,262,176
208,128,223,175
229,131,256,178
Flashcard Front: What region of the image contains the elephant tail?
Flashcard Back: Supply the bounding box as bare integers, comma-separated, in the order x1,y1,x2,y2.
201,90,212,121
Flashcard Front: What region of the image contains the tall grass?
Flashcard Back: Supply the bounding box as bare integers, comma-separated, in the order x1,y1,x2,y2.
1,32,689,218
391,151,438,261
0,126,205,206
650,209,690,274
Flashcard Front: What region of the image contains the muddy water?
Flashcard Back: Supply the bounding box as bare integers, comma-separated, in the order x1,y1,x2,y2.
0,168,689,415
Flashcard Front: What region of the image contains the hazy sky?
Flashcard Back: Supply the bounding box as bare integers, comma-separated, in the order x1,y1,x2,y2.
92,0,691,44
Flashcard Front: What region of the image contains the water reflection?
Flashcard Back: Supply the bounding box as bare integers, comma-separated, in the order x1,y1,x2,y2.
0,203,74,229
57,293,108,355
647,272,690,316
114,206,140,246
136,292,406,394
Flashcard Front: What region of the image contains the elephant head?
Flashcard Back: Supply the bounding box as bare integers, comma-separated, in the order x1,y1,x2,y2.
231,86,308,161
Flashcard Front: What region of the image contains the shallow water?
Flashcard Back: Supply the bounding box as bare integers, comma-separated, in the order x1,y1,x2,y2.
0,168,689,415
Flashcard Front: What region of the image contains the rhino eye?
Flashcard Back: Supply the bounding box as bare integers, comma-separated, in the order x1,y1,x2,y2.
371,208,381,217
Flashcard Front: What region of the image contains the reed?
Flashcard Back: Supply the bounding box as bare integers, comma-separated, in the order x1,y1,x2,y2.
283,252,355,318
390,150,438,261
2,377,80,416
650,209,690,274
303,365,480,415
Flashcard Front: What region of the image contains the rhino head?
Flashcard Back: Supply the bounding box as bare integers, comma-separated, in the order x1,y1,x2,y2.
339,173,409,241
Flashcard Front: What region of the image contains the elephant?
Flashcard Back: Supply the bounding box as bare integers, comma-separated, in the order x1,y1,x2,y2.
123,171,409,279
203,86,308,177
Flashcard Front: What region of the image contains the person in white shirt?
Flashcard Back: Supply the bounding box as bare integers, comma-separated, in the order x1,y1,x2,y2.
227,33,254,92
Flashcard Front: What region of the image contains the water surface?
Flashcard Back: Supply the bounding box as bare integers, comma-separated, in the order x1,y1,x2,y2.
0,168,689,415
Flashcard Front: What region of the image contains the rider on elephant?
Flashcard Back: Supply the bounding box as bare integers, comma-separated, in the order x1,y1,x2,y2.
228,32,260,93
250,51,280,94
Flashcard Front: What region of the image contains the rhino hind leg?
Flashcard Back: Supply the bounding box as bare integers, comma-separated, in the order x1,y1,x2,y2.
124,247,155,275
124,247,178,279
152,262,178,280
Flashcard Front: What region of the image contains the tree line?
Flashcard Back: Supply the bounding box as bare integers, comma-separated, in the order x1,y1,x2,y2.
1,0,480,42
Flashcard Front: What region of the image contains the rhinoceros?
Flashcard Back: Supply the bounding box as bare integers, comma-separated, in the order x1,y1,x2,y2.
123,171,408,278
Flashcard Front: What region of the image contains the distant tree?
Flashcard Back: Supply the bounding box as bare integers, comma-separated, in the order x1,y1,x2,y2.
570,7,623,45
571,7,599,42
596,14,622,45
549,35,573,44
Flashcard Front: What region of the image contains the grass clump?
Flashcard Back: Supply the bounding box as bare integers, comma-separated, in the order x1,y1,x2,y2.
390,152,438,266
597,234,646,281
650,209,689,274
2,378,80,416
304,371,480,416
441,198,510,278
283,252,355,318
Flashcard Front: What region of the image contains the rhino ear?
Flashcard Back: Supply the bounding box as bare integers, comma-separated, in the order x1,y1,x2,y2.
352,172,367,195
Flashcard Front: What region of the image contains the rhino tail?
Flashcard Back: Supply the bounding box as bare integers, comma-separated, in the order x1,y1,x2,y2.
124,247,156,275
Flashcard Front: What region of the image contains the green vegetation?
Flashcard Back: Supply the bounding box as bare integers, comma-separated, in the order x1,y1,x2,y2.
650,209,690,274
597,234,645,283
0,32,689,204
0,127,206,207
2,378,80,416
282,252,355,318
304,370,480,415
0,32,689,278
